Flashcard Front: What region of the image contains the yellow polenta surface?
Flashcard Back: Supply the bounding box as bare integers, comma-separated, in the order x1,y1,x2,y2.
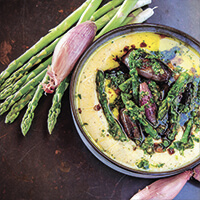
75,32,200,172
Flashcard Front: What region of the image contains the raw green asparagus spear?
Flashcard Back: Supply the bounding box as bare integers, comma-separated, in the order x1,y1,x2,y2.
0,69,47,115
48,76,70,134
0,56,52,100
95,6,120,30
21,72,49,136
0,0,91,86
158,72,191,120
96,70,127,142
0,38,58,92
0,67,25,92
95,0,139,39
94,2,146,31
90,0,124,21
121,93,160,140
5,88,37,124
77,0,102,24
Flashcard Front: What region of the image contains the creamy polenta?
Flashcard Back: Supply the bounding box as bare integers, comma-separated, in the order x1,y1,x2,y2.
75,32,200,172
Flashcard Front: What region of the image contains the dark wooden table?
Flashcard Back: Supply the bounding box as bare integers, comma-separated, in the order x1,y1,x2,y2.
0,0,199,199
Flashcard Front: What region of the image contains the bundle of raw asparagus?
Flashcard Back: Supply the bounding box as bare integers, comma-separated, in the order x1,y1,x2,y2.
0,0,156,136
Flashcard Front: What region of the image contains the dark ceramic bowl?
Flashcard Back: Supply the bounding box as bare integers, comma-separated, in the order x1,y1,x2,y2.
70,23,200,178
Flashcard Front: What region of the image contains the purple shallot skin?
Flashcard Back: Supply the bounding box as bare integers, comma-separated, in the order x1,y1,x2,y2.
119,108,144,145
43,21,97,93
139,82,157,125
130,170,193,200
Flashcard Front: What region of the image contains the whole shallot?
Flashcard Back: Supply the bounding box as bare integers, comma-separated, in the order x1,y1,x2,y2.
130,170,193,200
43,20,97,93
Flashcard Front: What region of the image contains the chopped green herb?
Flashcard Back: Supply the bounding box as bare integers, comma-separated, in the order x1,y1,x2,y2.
140,136,154,155
152,163,165,168
136,158,149,170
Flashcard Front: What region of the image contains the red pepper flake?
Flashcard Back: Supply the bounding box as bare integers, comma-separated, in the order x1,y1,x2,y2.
123,46,129,53
131,44,136,49
113,55,120,62
167,148,175,155
140,42,147,47
94,104,101,111
78,108,82,114
133,146,137,151
154,143,164,153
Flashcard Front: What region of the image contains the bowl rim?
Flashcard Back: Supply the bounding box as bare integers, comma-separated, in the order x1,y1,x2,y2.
70,23,200,178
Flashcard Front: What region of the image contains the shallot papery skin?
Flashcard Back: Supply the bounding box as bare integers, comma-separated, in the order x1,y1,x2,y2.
43,21,97,93
193,164,200,182
130,170,193,200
